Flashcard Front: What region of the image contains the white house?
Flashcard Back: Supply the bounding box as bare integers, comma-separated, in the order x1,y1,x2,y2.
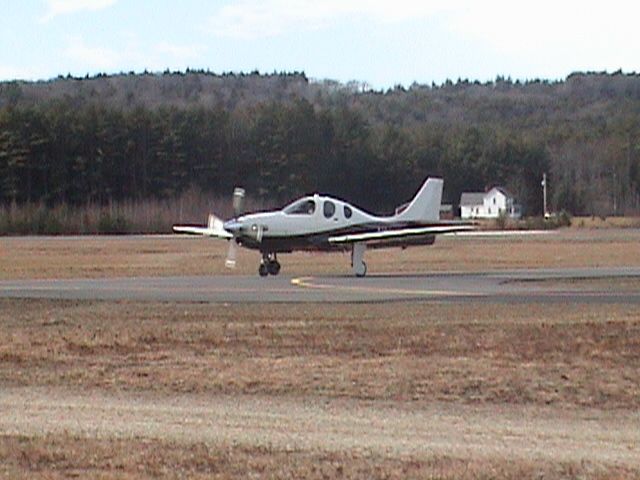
460,187,522,219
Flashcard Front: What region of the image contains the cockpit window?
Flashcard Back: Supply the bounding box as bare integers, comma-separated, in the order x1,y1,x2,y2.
284,198,316,215
344,205,352,219
323,200,335,218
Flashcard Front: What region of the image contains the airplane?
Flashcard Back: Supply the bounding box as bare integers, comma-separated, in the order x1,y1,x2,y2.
173,177,474,277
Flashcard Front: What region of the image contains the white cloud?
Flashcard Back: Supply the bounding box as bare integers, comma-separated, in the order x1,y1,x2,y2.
449,0,640,76
155,42,204,61
41,0,117,22
0,65,46,81
64,37,121,71
451,1,638,52
208,0,449,39
206,0,640,76
59,35,208,76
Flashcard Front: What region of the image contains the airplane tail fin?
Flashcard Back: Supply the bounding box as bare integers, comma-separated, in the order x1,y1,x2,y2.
394,177,443,223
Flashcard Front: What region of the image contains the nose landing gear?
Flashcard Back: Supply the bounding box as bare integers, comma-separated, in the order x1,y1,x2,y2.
259,252,281,277
351,242,367,277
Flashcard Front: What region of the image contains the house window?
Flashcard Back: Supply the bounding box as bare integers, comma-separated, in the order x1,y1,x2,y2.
488,207,492,214
493,197,496,205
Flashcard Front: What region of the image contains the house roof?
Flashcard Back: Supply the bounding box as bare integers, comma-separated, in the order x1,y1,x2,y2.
460,192,485,206
460,187,516,206
487,186,514,198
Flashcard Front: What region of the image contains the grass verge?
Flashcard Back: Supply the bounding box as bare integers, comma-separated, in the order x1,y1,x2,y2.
1,434,635,480
2,228,640,279
1,299,638,408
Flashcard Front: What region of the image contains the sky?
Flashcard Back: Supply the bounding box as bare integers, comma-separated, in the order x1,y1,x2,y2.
1,0,639,89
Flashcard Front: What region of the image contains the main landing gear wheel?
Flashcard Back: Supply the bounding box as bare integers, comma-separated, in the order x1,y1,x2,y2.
259,253,281,277
259,263,269,277
267,260,281,276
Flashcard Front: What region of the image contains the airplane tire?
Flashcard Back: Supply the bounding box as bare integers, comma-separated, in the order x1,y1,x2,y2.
259,263,269,277
354,261,367,277
267,261,281,276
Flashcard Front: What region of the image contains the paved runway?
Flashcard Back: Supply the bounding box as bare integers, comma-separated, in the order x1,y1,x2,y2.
1,267,639,303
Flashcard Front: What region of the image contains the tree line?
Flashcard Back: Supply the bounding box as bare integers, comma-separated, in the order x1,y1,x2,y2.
1,71,640,220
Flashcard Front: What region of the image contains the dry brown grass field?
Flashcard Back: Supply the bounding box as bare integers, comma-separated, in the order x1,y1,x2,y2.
1,228,639,279
572,216,640,229
1,228,639,479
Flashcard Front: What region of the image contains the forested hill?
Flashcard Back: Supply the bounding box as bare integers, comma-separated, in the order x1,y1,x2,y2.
1,70,640,216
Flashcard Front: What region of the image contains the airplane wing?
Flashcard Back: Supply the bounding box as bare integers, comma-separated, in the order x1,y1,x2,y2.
443,230,552,237
328,224,474,245
172,214,233,239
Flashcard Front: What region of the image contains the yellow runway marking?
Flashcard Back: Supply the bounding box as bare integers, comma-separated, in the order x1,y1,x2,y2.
291,276,483,297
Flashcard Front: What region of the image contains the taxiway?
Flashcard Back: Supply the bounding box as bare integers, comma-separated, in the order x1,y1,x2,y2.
1,267,639,303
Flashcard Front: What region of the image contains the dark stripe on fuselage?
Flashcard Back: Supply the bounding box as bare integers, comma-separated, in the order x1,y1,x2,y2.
236,221,450,253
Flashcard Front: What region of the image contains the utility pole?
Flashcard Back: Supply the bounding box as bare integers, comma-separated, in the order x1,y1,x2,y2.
541,172,548,218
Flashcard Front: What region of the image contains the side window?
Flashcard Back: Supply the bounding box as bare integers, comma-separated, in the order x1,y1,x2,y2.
323,200,335,218
344,205,352,219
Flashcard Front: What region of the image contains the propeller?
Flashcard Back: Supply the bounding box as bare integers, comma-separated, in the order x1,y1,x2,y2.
232,187,245,217
222,186,266,269
225,187,246,269
225,237,238,268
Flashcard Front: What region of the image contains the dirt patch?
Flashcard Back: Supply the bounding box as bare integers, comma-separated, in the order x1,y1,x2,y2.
1,387,639,478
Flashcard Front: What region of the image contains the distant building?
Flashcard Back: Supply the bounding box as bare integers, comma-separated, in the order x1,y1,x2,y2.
460,187,522,219
439,204,453,220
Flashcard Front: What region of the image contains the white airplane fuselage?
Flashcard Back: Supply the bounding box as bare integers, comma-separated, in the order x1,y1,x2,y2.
224,193,437,253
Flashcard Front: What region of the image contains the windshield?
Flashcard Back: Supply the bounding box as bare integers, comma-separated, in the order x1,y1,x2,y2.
283,198,316,215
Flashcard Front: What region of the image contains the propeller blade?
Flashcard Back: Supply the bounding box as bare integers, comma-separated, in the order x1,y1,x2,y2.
225,238,237,269
232,187,245,217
